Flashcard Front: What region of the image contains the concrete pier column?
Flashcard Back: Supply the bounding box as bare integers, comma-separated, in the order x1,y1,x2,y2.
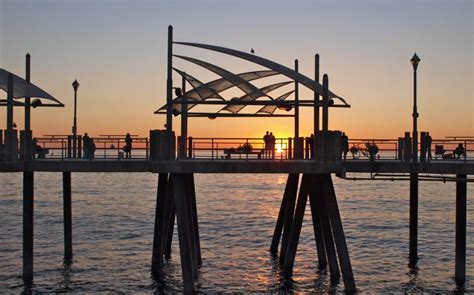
309,180,327,269
282,174,310,275
23,171,34,283
409,172,418,266
63,172,73,261
279,174,299,265
315,175,340,281
173,173,195,293
455,174,467,284
188,174,202,266
151,173,169,274
270,174,292,255
321,174,356,293
164,203,175,259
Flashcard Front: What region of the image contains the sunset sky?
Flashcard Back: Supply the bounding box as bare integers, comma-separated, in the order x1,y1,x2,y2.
1,0,472,140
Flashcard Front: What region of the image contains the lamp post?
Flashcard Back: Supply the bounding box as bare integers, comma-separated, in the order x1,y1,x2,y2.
72,79,79,158
410,53,420,162
409,53,420,266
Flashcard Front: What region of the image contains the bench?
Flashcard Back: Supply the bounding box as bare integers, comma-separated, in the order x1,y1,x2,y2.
36,148,49,159
223,148,264,159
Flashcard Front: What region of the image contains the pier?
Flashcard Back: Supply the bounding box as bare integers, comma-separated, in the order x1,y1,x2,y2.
1,26,472,293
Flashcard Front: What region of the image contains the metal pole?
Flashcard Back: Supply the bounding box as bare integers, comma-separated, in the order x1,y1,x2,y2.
166,25,173,133
25,53,31,131
6,74,15,160
412,69,418,162
294,59,299,139
180,73,187,158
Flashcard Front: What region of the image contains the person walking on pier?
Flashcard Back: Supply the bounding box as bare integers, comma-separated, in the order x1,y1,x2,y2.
124,133,133,158
426,132,432,161
263,131,270,159
83,133,90,159
342,133,349,160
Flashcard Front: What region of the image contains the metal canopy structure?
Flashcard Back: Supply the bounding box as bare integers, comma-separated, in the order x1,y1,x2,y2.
155,37,350,120
0,69,64,107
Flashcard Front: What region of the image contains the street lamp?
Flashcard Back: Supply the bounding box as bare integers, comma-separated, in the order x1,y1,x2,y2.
410,53,420,162
72,79,80,158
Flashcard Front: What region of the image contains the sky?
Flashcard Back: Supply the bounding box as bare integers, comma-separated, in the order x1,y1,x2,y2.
0,0,473,140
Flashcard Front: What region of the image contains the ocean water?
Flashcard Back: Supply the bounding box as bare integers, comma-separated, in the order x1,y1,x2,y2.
0,172,472,293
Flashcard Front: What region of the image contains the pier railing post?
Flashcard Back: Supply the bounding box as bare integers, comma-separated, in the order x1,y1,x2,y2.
23,171,34,283
63,172,73,261
455,174,467,284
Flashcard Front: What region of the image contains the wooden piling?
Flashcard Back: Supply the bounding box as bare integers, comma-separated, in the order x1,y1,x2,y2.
321,174,356,293
270,174,292,255
455,174,467,284
173,173,195,293
282,174,310,275
409,172,418,266
279,173,299,265
63,172,73,261
23,171,34,282
151,173,168,274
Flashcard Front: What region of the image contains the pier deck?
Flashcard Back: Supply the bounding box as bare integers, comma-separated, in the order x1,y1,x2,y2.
1,159,473,174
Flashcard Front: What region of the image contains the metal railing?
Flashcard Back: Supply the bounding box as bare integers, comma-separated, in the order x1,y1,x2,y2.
34,135,149,159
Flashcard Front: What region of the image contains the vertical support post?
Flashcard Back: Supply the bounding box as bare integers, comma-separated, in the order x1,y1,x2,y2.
151,173,168,274
24,54,33,160
314,54,320,160
164,203,176,259
63,172,73,261
188,137,193,158
23,171,34,283
409,172,418,266
322,74,329,132
455,174,467,284
270,174,292,255
25,53,31,131
166,25,173,133
279,174,299,265
294,59,299,139
282,174,309,275
6,74,14,160
173,173,195,293
180,73,188,158
321,174,356,293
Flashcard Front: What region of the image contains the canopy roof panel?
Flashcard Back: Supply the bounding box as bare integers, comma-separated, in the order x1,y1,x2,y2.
0,69,63,105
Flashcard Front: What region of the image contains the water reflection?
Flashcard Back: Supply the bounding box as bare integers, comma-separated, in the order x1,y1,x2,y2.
58,260,73,292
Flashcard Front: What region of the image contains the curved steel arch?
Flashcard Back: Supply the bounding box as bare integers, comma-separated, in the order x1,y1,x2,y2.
175,55,272,100
174,42,348,105
220,81,292,114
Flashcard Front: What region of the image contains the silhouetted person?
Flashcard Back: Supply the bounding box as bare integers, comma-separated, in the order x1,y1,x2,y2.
366,142,379,161
32,137,44,159
342,133,349,160
453,143,465,159
426,133,432,160
263,131,270,159
83,133,90,159
89,138,96,159
124,133,133,158
269,132,276,159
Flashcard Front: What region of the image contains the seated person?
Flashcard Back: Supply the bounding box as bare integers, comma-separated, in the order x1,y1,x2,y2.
453,143,466,159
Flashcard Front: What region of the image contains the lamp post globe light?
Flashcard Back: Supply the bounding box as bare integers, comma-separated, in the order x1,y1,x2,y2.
72,79,80,158
411,53,420,162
